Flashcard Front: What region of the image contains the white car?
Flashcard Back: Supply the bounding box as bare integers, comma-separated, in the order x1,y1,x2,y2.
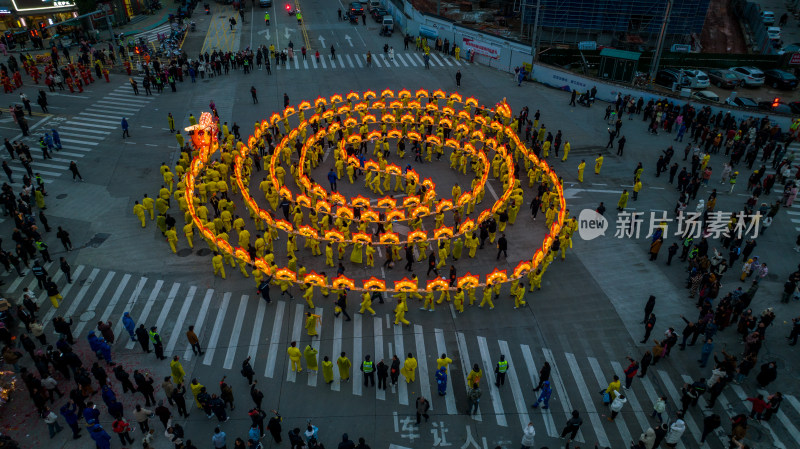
767,26,781,40
691,90,720,103
682,69,710,88
730,66,765,86
762,11,775,25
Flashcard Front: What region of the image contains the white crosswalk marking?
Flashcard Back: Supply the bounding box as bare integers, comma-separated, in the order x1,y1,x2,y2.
396,54,408,67
657,370,702,441
429,53,443,66
223,295,249,369
539,347,581,440
434,329,457,414
374,317,386,400
203,292,231,365
96,273,132,330
373,55,382,68
353,313,363,396
248,299,268,365
413,54,425,66
113,276,147,340
413,324,432,408
264,300,286,378
345,55,354,68
294,58,300,69
477,335,507,426
498,340,536,431
320,57,327,69
307,308,323,387
337,54,345,68
287,304,304,381
165,286,197,354
154,282,180,334
126,279,164,350
610,360,649,442
183,288,213,361
405,54,418,67
456,332,481,421
354,55,363,68
587,357,630,443
565,352,610,448
331,316,343,391
63,268,100,318
394,324,408,405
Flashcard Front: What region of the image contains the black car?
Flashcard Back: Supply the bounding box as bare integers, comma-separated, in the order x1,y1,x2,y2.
371,7,387,21
764,69,798,90
725,96,759,109
707,69,741,89
757,101,794,114
654,69,682,88
348,1,364,15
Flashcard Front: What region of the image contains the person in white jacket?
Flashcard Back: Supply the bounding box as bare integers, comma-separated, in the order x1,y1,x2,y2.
664,414,686,448
608,390,627,421
520,422,535,449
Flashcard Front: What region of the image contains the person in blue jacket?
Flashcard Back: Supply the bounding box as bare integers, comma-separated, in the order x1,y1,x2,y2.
122,312,137,341
88,421,112,449
531,381,553,409
435,366,447,396
60,401,82,439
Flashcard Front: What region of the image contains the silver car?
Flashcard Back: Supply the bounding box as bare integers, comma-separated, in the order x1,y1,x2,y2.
729,67,765,87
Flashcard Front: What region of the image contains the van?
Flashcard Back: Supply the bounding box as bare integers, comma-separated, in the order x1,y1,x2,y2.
382,15,394,31
368,0,380,10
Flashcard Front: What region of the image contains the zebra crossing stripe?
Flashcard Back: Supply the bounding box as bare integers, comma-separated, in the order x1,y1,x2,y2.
587,357,631,443
373,55,382,68
264,300,286,378
184,288,214,361
337,54,346,68
112,276,147,341
429,53,443,66
456,332,481,421
477,335,507,426
413,324,432,408
657,370,702,441
126,278,163,349
354,55,363,68
165,286,197,354
434,329,457,414
610,360,650,442
352,313,363,396
345,54,354,68
331,315,343,391
203,292,231,365
223,295,249,370
154,282,181,335
287,303,304,381
565,352,610,448
498,339,537,432
307,307,323,387
248,299,268,365
311,57,318,69
405,54,418,67
396,54,408,67
373,317,386,401
394,324,408,405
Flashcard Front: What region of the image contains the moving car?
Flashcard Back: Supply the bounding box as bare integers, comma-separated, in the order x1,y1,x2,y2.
767,26,781,41
368,0,381,10
764,69,798,90
348,1,364,15
371,7,387,21
724,96,759,109
682,69,710,88
758,101,793,114
762,11,775,25
708,69,742,88
691,90,720,102
258,0,271,6
729,67,765,86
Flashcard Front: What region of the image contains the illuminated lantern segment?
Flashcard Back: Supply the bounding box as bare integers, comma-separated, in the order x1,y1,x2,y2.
183,89,566,293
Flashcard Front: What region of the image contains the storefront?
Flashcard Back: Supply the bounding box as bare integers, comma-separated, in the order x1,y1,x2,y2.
0,0,77,41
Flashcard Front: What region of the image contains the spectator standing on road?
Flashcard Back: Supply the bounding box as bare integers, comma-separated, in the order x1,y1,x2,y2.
560,410,582,440
121,118,130,139
520,422,535,449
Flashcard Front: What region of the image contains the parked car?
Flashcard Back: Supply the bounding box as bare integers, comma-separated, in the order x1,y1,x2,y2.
682,69,710,88
691,90,720,102
730,67,765,86
725,96,759,109
654,69,682,88
764,69,798,89
758,101,794,114
767,26,781,41
708,69,742,88
367,0,381,10
348,1,364,15
258,0,271,6
371,7,387,21
762,11,776,25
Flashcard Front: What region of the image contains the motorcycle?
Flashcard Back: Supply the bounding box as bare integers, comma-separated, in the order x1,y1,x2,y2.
577,93,594,107
204,3,210,14
285,3,295,15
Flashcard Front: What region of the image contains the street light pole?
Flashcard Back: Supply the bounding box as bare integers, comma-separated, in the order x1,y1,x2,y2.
649,0,673,80
530,0,541,64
